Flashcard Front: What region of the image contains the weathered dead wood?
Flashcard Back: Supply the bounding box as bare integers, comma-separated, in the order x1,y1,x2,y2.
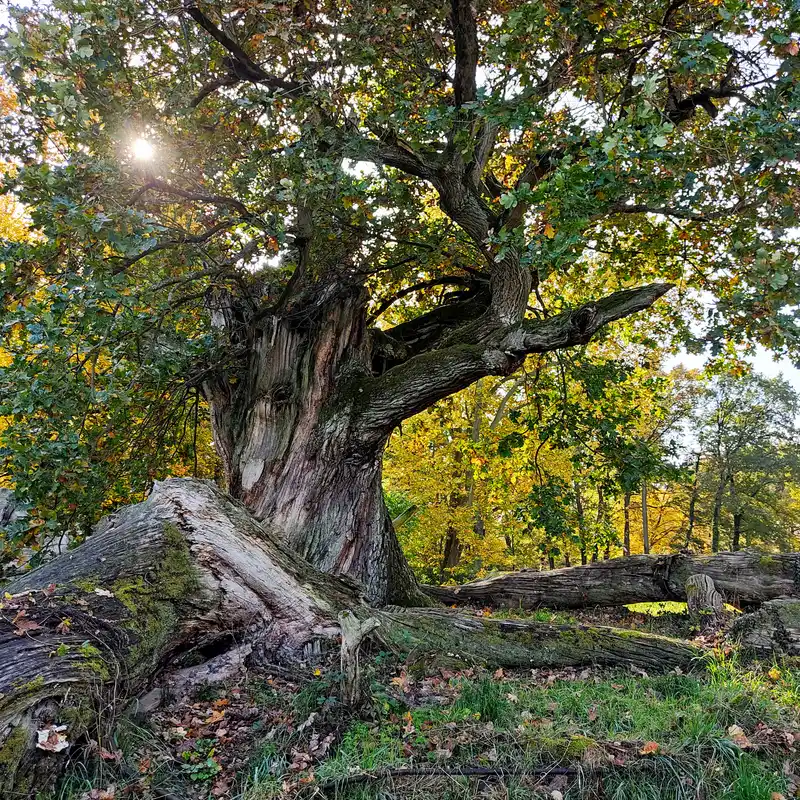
0,479,702,797
0,478,355,796
373,608,701,672
686,574,724,620
339,611,380,706
425,552,799,610
730,599,800,657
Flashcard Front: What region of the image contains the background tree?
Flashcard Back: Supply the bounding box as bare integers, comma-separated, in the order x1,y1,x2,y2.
690,373,800,552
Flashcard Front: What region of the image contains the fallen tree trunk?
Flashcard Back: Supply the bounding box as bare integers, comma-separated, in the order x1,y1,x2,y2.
0,479,700,796
426,552,800,610
730,599,800,657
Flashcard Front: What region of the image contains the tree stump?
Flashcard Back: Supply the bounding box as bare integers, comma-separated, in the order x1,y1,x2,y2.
685,574,724,621
339,611,380,707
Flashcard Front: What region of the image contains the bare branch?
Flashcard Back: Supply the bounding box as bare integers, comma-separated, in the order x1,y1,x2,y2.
184,1,305,99
132,178,255,219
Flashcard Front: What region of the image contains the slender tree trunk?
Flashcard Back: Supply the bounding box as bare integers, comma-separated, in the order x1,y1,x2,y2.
641,483,650,554
595,485,605,562
732,511,743,552
729,474,742,552
575,482,588,565
685,453,701,548
467,380,486,542
442,525,463,574
711,474,726,553
623,492,631,557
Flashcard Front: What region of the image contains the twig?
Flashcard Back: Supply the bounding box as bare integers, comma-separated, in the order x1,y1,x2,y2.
316,764,583,789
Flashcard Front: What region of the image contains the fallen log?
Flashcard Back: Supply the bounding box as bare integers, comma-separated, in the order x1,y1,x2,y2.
425,552,800,610
730,599,800,657
0,479,701,797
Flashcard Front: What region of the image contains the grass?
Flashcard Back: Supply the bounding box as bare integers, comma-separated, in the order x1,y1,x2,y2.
273,651,800,800
626,600,742,616
47,617,800,800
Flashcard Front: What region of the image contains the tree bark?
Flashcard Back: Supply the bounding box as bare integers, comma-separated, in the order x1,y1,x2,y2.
732,511,743,552
426,551,800,610
731,599,800,656
730,474,742,552
0,479,702,797
442,525,463,574
0,478,356,797
685,574,724,620
203,267,669,607
575,482,588,565
623,492,631,557
204,291,424,606
641,483,650,554
711,474,727,553
685,453,701,548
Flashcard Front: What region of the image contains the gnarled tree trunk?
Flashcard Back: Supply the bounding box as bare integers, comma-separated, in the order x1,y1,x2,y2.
202,269,670,607
204,290,423,606
427,551,800,610
0,479,700,797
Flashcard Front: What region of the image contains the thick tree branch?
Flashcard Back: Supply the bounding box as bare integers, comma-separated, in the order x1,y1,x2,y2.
351,130,439,181
367,276,475,323
508,282,674,353
361,282,673,435
370,288,491,373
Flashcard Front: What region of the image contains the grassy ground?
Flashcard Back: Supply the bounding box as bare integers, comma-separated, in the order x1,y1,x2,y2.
53,608,800,800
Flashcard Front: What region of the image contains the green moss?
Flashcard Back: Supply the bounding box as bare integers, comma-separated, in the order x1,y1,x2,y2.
564,735,597,757
58,701,94,738
20,676,44,693
758,555,784,574
111,522,202,673
72,577,100,593
0,726,28,783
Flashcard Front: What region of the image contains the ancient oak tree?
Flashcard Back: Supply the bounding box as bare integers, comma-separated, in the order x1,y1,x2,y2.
1,0,798,602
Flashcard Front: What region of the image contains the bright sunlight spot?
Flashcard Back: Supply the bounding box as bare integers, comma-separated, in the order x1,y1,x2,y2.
131,137,155,161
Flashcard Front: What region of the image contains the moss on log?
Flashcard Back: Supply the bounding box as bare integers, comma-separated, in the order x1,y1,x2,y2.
372,608,702,671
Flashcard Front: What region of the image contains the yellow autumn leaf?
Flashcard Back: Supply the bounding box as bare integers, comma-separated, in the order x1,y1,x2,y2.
543,223,556,239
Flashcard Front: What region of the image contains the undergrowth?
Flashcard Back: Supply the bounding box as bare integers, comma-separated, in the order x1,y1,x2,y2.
47,623,800,800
